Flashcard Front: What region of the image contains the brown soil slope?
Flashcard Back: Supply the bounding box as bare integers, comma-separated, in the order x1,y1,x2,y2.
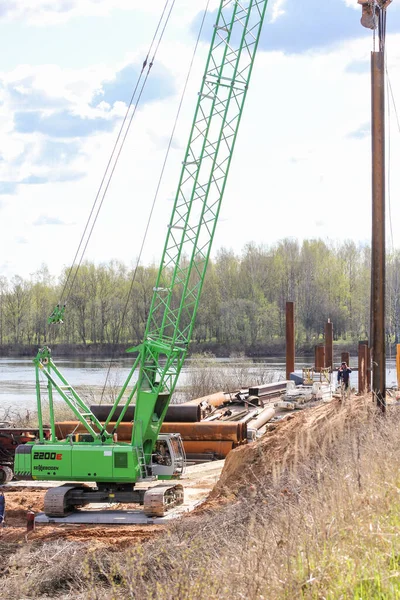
210,396,376,501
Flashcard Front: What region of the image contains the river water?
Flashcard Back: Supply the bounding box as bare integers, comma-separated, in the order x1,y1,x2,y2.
0,355,398,417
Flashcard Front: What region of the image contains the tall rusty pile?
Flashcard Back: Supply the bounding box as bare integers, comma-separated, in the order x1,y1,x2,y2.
55,382,287,463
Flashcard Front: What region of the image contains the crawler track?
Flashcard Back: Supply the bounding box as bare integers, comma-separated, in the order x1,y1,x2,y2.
43,484,86,517
143,484,184,517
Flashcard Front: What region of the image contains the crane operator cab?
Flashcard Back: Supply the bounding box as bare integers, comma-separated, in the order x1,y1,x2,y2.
150,433,186,479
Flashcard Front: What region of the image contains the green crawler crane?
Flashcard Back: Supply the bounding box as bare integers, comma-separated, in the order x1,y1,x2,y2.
15,0,270,517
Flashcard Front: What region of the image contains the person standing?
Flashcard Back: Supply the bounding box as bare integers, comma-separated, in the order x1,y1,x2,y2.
337,361,352,390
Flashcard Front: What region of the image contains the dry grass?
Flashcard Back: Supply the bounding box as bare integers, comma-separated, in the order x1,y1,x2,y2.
176,352,279,402
0,401,75,428
0,540,114,599
3,398,400,599
82,399,400,600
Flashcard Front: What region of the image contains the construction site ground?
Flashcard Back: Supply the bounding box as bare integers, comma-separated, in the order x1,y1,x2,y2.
0,394,389,550
0,460,225,546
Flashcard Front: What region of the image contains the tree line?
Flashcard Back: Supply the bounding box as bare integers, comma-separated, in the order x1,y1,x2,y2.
1,238,399,353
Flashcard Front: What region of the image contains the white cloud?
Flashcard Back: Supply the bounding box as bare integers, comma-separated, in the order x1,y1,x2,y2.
34,215,67,226
344,0,361,8
269,0,287,22
0,1,164,24
0,0,205,26
0,54,178,192
0,3,399,280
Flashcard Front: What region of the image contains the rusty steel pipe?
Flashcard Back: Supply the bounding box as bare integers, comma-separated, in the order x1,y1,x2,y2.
358,341,368,394
371,51,386,410
160,422,246,442
55,421,247,443
182,441,233,458
367,345,371,392
341,351,350,366
314,345,325,372
55,421,115,440
89,403,202,423
184,392,228,408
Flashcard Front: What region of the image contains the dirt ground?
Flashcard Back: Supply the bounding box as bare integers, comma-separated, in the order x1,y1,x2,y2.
1,485,161,547
0,461,224,547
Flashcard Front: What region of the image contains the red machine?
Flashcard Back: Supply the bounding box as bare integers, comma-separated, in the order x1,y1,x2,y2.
0,427,49,483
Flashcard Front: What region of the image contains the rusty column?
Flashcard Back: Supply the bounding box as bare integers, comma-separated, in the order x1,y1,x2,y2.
325,319,333,372
286,302,295,380
397,344,400,388
341,351,350,367
315,345,325,372
358,342,368,394
366,345,371,392
371,50,386,411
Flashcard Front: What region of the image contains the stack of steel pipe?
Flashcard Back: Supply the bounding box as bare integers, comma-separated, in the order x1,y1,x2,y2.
90,403,202,423
54,420,247,459
53,385,288,463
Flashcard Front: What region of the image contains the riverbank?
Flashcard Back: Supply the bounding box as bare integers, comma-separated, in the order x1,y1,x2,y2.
0,340,365,359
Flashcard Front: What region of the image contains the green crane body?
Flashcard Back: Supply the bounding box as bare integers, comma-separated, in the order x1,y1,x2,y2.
15,0,269,515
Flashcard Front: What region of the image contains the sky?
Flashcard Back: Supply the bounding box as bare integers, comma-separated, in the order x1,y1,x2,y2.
0,0,400,281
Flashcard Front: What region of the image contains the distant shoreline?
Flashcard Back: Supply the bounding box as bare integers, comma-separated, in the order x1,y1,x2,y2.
0,340,365,360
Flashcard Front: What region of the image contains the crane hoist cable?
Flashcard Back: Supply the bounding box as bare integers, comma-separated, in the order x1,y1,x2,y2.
385,57,400,355
61,0,175,306
100,0,210,404
49,0,176,324
386,67,394,253
386,70,400,133
65,1,177,294
99,0,212,403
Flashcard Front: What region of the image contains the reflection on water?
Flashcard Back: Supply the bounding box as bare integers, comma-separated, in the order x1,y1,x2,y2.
0,355,398,414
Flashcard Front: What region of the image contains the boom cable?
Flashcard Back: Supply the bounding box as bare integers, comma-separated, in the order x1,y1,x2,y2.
385,56,400,355
57,0,174,309
386,71,400,134
65,7,175,304
99,0,212,402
